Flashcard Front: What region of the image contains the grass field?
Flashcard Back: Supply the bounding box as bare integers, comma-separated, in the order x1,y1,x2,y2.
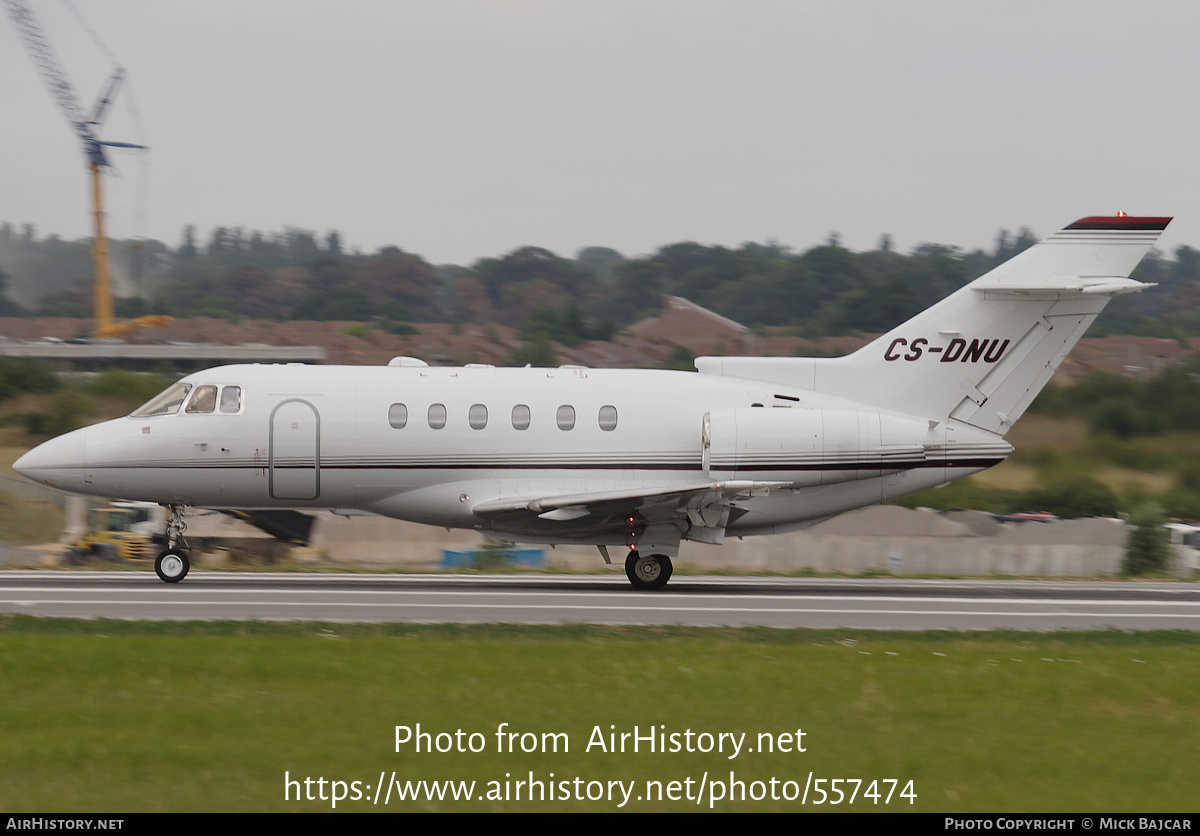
1,618,1197,812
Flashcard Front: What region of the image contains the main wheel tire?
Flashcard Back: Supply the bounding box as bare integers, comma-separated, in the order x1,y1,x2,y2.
625,551,673,590
155,549,190,583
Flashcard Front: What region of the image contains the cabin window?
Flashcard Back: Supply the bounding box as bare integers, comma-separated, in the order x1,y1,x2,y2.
469,403,488,429
220,386,243,414
556,404,575,430
389,403,408,429
186,385,218,414
512,404,530,430
428,403,447,429
130,382,192,417
598,405,618,431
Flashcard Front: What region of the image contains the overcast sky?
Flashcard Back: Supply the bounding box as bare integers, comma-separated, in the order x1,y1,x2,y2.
2,1,1198,266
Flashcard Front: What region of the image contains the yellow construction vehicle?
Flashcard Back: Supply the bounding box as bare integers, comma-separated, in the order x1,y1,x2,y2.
73,501,160,562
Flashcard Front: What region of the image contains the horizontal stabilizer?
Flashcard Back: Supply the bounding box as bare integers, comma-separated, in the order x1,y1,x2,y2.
971,276,1154,296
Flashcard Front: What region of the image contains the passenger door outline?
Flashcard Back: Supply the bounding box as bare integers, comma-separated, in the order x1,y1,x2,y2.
269,399,320,500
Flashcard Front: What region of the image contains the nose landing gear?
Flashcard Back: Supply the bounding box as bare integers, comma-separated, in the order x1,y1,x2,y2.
155,548,189,583
154,505,191,583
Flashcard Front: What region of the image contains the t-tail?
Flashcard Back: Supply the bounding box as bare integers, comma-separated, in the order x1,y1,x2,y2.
696,215,1171,435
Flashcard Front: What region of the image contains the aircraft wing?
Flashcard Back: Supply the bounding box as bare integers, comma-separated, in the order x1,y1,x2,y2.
472,480,790,540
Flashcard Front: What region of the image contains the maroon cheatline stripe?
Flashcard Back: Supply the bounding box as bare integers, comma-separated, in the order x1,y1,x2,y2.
1065,216,1172,231
77,457,1009,473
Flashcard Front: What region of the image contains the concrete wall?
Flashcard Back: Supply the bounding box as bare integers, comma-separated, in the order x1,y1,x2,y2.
691,532,1125,577
680,507,1133,577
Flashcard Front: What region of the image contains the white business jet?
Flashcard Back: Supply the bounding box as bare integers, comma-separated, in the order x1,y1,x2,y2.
14,215,1170,587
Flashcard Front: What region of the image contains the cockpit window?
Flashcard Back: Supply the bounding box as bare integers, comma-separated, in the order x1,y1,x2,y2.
129,382,192,417
220,386,242,414
186,385,218,414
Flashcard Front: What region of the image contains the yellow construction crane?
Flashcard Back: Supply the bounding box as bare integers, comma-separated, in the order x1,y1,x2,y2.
5,0,169,338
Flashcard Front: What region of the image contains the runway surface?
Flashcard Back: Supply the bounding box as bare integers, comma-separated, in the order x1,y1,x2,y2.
1,570,1198,629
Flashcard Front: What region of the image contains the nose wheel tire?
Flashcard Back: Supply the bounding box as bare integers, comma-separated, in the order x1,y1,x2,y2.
625,551,672,590
155,549,190,583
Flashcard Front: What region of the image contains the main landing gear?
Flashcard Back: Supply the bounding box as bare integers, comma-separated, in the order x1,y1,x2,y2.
154,504,190,584
625,550,672,590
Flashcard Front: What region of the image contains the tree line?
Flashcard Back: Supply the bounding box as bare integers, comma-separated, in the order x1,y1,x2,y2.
4,220,1200,340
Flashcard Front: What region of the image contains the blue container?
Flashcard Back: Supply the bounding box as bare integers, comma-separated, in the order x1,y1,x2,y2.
440,547,545,569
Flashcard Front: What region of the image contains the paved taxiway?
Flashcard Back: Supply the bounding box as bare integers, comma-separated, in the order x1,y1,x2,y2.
1,571,1198,629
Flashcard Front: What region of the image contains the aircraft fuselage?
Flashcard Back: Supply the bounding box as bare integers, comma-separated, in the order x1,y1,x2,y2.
15,362,1007,547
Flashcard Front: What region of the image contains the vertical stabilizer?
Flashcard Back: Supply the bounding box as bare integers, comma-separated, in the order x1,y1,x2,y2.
697,216,1171,434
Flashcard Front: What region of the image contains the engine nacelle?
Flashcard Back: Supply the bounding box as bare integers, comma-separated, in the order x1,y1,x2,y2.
703,407,937,486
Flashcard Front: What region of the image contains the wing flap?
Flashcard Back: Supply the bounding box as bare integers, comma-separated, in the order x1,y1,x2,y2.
472,480,789,522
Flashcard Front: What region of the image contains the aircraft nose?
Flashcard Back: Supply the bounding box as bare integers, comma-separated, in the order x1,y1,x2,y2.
13,427,89,490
